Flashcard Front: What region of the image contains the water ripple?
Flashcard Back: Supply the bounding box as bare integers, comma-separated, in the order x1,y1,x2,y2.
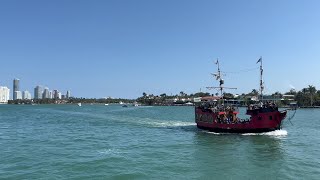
0,105,319,179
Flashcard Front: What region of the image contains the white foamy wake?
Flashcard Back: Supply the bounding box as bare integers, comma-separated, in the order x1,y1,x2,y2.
98,149,124,158
204,129,288,136
107,105,153,112
205,131,223,135
118,115,194,128
242,130,288,136
147,121,196,128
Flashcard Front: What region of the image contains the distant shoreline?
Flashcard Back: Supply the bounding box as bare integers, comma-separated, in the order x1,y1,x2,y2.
299,106,320,108
3,102,320,109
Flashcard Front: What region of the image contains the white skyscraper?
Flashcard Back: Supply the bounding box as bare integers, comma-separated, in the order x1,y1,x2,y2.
34,86,42,99
23,91,32,100
0,86,10,104
14,91,22,100
58,92,62,99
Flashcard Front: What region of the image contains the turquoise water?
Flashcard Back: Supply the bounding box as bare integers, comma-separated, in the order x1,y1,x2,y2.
0,105,319,179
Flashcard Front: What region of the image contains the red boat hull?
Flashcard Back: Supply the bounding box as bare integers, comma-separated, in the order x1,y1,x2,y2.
195,108,287,133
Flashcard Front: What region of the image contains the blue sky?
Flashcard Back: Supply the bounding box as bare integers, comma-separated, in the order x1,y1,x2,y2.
0,0,320,98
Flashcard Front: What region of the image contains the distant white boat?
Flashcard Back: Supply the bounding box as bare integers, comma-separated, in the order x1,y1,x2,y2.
119,101,124,105
77,103,82,107
185,102,194,106
133,102,140,107
105,104,109,106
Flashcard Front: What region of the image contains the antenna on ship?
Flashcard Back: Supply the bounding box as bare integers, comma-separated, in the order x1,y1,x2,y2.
257,57,264,101
207,58,237,104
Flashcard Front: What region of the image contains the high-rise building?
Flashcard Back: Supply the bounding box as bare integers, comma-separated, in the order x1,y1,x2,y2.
43,87,50,99
0,86,10,104
66,90,71,99
58,92,62,99
49,91,53,99
14,91,22,100
53,90,59,99
13,78,20,100
22,91,32,100
34,86,43,99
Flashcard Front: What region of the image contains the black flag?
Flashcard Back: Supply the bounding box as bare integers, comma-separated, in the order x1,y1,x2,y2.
256,57,262,64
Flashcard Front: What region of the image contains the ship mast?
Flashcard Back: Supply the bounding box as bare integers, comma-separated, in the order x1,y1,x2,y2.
207,59,236,104
216,59,223,98
258,57,264,101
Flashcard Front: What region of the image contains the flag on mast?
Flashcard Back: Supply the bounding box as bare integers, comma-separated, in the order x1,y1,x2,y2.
215,59,219,64
256,57,262,64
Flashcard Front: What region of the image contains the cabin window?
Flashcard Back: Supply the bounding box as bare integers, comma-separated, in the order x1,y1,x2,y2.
269,116,273,120
258,116,262,120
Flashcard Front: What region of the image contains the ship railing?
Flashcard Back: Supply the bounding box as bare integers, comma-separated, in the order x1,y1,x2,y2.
196,101,239,112
247,102,279,112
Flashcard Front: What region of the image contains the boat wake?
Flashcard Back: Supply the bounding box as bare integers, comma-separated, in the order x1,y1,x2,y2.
205,131,225,135
139,120,197,131
107,105,153,112
97,148,125,158
147,121,196,128
242,129,288,136
205,129,288,136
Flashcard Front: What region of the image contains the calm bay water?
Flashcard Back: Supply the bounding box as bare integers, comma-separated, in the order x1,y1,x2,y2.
0,105,319,179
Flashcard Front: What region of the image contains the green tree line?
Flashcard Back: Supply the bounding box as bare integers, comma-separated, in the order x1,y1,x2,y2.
8,85,320,107
136,85,320,107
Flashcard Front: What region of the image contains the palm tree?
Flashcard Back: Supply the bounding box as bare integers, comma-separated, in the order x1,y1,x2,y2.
285,88,297,95
308,85,316,106
160,93,167,97
272,91,282,98
251,89,258,96
302,88,308,94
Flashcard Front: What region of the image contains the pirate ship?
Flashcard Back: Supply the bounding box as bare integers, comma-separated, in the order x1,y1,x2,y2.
195,58,292,133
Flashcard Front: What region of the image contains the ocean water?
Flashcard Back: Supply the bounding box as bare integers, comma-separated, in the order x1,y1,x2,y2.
0,105,319,179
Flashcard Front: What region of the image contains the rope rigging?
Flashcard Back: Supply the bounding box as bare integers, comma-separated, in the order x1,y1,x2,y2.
221,67,259,74
285,108,297,126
